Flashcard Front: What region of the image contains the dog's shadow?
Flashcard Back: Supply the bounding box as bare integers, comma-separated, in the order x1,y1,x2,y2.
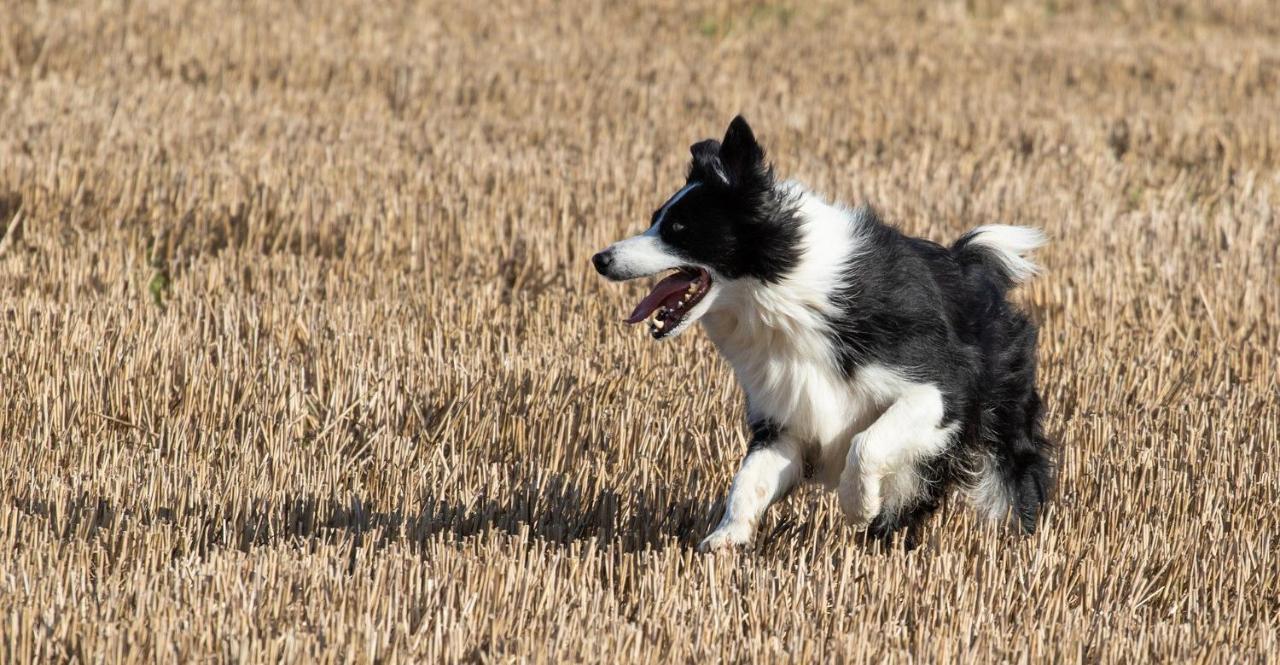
16,470,887,563
11,473,718,554
388,473,720,553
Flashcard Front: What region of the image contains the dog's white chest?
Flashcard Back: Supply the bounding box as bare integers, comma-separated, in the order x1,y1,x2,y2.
703,309,879,449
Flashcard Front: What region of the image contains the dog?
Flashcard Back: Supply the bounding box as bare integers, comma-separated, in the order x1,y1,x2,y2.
592,116,1054,551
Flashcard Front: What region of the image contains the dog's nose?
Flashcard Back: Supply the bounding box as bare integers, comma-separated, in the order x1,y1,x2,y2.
592,250,613,275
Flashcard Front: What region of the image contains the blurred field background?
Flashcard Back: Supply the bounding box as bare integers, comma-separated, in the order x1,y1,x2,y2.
1,0,1278,662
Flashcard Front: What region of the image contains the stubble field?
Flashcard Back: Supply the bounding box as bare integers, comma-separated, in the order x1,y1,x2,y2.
1,0,1278,662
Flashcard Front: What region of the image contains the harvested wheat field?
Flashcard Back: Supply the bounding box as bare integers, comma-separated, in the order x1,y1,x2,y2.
1,0,1278,662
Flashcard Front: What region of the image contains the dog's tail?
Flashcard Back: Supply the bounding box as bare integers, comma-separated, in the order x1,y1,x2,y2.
951,225,1046,290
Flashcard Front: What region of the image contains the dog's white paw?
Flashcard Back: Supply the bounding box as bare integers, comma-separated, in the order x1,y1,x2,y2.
697,525,752,553
837,475,879,528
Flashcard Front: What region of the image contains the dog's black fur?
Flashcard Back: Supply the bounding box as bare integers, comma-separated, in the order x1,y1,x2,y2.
820,211,1055,538
597,116,1054,545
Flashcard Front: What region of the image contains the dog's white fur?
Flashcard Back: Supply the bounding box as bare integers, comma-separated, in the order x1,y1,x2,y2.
692,187,956,550
963,225,1046,284
963,451,1015,523
603,183,1044,551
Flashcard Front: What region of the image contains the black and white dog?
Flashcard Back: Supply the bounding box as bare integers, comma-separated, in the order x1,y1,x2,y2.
592,116,1054,551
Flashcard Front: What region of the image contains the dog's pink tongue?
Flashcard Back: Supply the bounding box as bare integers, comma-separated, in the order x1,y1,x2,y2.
626,273,695,324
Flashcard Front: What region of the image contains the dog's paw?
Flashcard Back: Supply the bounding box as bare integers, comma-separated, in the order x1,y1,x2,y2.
697,525,752,553
837,477,879,529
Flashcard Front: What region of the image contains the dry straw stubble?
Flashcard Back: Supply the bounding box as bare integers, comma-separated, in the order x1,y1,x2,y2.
0,0,1278,662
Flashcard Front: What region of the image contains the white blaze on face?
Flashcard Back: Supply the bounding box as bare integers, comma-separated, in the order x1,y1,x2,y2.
601,182,702,281
650,182,701,231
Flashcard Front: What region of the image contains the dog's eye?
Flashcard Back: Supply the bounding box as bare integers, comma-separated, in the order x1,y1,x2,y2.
669,221,685,233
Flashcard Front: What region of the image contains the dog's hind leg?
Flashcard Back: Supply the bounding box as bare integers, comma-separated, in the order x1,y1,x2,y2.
965,390,1054,533
698,423,803,553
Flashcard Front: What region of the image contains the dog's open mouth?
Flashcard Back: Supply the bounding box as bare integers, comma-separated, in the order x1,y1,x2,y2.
624,267,713,338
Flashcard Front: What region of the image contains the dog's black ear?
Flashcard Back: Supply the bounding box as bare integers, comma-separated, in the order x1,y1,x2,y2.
719,115,766,187
689,139,727,185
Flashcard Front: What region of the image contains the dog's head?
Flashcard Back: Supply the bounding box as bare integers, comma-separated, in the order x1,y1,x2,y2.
592,116,799,339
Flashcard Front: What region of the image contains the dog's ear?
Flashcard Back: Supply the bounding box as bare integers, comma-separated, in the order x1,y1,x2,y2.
719,115,766,186
689,139,728,185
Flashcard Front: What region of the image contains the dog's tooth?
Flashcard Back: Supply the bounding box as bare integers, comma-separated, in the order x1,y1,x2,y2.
654,319,664,329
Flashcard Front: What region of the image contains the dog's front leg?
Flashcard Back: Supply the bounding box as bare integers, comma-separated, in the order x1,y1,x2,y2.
698,422,802,553
837,386,953,528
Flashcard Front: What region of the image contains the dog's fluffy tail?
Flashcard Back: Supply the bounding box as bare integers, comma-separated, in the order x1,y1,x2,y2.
951,225,1046,289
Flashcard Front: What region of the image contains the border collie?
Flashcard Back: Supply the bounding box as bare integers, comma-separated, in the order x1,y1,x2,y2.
592,116,1054,551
